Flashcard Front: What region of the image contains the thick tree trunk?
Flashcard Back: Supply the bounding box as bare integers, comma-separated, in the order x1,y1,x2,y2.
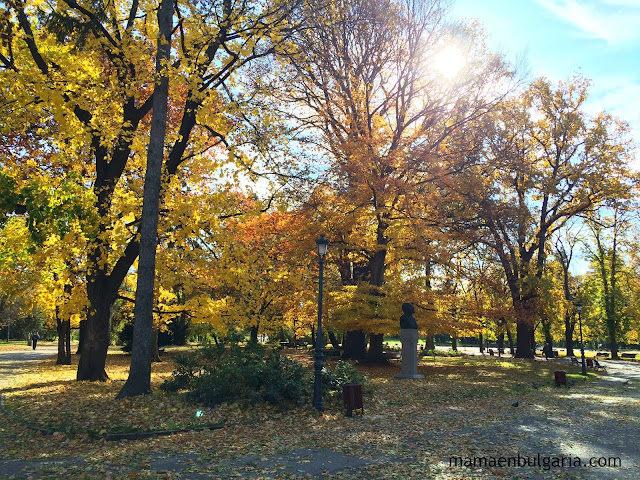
341,330,367,361
77,296,112,381
497,333,504,355
479,332,484,353
117,0,173,399
515,321,534,358
426,334,435,351
366,333,387,364
451,335,457,351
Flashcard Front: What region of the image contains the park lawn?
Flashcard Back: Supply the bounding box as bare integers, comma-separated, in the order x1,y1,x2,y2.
0,348,619,478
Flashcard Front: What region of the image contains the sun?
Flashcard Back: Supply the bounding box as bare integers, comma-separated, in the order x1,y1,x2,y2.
432,45,466,79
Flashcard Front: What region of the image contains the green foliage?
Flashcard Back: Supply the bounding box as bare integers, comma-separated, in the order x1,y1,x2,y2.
322,360,369,396
161,344,310,408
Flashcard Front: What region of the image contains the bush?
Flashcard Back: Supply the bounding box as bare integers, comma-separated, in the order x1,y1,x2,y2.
161,343,310,407
322,360,369,396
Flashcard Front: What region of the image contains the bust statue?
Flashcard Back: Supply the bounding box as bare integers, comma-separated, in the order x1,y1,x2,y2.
399,302,418,329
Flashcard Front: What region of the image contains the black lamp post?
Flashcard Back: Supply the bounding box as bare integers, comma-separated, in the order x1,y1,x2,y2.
575,302,587,376
313,234,328,411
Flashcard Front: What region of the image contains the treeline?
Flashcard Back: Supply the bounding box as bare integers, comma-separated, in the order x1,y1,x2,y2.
0,1,637,395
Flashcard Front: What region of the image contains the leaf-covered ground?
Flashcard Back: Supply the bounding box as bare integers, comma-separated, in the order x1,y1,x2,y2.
1,346,638,479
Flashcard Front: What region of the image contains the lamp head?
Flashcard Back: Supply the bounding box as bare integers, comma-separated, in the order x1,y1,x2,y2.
316,234,328,257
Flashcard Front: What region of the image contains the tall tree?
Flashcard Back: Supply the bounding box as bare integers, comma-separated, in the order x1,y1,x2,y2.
460,77,634,357
117,0,173,398
1,0,298,381
282,0,513,361
585,197,638,359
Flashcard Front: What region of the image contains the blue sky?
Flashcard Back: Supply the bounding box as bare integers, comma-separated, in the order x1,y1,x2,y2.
451,0,640,162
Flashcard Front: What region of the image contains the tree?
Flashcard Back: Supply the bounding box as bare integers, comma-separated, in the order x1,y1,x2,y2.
584,197,638,359
552,225,582,356
460,77,635,357
117,0,173,398
1,0,298,381
282,0,514,361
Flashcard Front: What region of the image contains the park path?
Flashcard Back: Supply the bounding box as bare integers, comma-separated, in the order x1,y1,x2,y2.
0,344,59,390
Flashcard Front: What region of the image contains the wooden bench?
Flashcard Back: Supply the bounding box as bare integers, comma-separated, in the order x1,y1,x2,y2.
571,356,579,366
621,353,637,359
593,359,606,371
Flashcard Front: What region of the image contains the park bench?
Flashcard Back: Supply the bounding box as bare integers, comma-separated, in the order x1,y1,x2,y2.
571,356,579,366
621,353,637,359
596,352,610,357
593,359,606,371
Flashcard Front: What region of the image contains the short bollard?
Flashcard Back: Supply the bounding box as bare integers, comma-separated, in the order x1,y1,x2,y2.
342,383,364,417
554,371,567,386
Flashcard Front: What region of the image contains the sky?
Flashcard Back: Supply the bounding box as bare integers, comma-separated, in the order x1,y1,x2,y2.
451,0,640,164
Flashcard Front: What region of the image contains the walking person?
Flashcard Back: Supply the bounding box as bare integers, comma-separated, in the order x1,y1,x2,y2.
31,332,40,350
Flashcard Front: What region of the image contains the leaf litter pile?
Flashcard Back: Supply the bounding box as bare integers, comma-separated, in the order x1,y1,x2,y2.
1,348,638,479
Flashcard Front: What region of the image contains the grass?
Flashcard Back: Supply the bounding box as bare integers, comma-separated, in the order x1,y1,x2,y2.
1,346,637,479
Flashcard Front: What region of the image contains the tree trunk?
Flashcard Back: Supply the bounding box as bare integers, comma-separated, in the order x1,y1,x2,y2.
426,334,435,351
76,319,86,354
515,321,534,358
117,0,173,399
479,332,484,353
506,327,515,354
56,319,72,365
497,333,504,356
328,330,341,350
542,317,553,358
77,296,112,381
151,328,161,363
250,325,259,344
564,311,575,357
341,330,367,361
451,335,457,351
366,333,387,364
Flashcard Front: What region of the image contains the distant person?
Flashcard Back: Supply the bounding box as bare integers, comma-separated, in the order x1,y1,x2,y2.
31,332,40,350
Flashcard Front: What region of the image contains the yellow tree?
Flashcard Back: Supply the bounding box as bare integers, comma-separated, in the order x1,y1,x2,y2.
1,0,299,382
458,77,635,358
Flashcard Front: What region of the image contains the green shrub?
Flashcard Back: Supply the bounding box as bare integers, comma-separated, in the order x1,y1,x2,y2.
322,360,369,396
161,343,310,407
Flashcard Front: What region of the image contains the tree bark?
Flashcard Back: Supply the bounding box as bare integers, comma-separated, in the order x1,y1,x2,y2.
328,330,341,350
341,330,367,361
117,0,173,398
515,321,534,358
77,295,113,381
250,325,259,344
366,333,387,364
151,328,161,363
56,318,71,365
506,326,515,355
497,333,504,356
451,335,457,351
479,332,484,353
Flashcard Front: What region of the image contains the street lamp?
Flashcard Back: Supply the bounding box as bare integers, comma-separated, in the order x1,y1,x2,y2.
313,234,329,411
575,302,587,376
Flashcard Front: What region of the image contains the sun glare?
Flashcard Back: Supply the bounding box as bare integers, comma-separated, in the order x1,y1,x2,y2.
433,46,466,79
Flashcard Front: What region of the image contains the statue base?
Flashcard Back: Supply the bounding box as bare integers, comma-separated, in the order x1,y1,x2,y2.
395,373,424,379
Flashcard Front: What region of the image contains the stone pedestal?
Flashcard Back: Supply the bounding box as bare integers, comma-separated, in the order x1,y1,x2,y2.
395,328,424,379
